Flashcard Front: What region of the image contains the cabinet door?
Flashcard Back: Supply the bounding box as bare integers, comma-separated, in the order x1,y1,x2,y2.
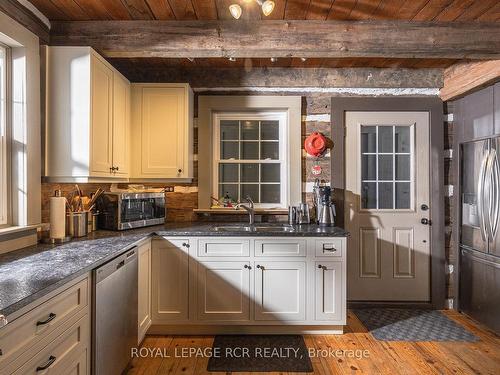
197,261,250,321
90,55,113,175
141,87,186,177
138,241,151,344
152,239,189,321
112,72,130,176
315,262,343,321
462,86,494,141
254,261,306,321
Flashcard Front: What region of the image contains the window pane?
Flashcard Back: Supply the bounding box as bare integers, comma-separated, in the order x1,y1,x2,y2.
361,126,376,153
395,155,410,180
261,163,280,182
395,126,411,153
261,184,280,203
241,184,259,203
220,120,239,140
261,120,279,140
241,163,259,182
378,182,393,209
396,182,411,209
241,120,259,140
241,142,259,159
219,164,238,183
378,155,393,180
219,184,238,201
221,141,239,159
261,142,279,160
378,126,393,153
361,155,376,180
361,182,376,209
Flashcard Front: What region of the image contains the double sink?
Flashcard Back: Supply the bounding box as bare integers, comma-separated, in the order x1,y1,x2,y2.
212,224,296,233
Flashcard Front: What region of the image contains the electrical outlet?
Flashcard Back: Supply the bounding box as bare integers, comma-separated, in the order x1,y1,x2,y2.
446,298,454,309
447,264,454,274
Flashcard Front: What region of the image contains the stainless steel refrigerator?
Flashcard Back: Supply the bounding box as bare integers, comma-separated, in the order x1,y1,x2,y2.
460,137,500,334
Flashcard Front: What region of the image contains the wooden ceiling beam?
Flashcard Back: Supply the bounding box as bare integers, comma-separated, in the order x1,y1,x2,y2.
0,0,50,43
50,20,500,59
440,60,500,101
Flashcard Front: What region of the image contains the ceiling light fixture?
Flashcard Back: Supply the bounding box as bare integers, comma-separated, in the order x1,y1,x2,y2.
300,57,307,62
229,4,242,19
270,57,277,63
229,0,275,19
186,57,194,62
228,57,236,62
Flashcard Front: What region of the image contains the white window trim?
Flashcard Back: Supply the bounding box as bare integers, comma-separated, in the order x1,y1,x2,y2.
0,43,11,227
212,111,288,208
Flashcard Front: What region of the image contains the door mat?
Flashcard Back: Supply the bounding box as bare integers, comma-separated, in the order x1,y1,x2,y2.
207,335,313,372
353,309,478,342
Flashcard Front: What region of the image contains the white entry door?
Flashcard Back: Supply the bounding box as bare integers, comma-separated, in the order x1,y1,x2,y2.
345,112,430,301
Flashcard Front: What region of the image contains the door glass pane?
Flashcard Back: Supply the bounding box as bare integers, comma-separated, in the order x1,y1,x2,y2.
261,163,280,182
378,126,393,153
361,155,376,180
361,126,376,153
361,182,376,209
219,164,238,183
395,126,411,153
261,120,279,140
241,184,259,203
220,120,239,140
396,182,411,209
241,120,259,140
241,163,259,182
261,184,280,203
221,141,239,159
378,182,393,209
378,155,393,180
241,142,259,159
261,142,279,160
219,184,238,201
395,155,410,180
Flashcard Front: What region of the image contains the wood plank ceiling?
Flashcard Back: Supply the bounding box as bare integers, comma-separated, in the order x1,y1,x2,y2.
29,0,500,21
29,0,500,69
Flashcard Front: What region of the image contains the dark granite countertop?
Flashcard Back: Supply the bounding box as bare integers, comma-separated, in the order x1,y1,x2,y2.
0,222,347,323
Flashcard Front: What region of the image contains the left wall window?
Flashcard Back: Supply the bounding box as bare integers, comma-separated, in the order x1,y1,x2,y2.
0,43,10,226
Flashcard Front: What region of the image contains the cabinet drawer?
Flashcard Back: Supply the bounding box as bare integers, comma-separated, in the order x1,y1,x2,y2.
315,239,344,257
198,240,250,257
254,240,306,257
12,314,89,375
0,278,88,368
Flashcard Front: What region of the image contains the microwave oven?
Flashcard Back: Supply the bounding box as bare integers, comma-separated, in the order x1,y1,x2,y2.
98,192,166,230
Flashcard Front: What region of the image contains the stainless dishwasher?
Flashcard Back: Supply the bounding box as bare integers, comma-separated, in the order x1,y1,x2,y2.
92,247,138,375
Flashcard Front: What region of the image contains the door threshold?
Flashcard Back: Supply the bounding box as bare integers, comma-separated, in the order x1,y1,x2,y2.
348,301,433,309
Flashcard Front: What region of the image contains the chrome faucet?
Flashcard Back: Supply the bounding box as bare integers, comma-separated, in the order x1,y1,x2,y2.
234,196,255,225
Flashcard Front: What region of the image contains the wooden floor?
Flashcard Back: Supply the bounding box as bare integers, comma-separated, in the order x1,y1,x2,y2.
127,310,500,375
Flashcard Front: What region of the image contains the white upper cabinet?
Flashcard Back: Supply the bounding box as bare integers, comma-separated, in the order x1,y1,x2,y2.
131,84,193,180
45,47,130,181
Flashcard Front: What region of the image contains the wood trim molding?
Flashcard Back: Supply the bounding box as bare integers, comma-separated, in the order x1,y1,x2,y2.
331,97,445,309
50,20,500,59
440,60,500,101
0,0,49,43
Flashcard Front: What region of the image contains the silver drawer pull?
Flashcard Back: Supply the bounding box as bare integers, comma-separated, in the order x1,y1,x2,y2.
36,312,56,326
323,244,337,252
36,355,56,371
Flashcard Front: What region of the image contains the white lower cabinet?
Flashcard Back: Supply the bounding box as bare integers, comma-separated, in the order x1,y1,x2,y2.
150,236,346,328
138,240,152,344
254,261,306,321
152,239,190,322
315,262,343,321
197,261,251,321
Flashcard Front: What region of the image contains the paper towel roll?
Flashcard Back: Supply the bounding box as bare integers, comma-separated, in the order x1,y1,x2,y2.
50,196,66,239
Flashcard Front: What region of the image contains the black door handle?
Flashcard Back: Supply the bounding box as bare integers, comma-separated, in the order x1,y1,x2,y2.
36,355,56,371
36,312,57,326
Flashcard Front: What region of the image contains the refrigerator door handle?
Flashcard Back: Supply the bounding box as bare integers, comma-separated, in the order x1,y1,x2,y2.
489,149,500,240
478,150,489,241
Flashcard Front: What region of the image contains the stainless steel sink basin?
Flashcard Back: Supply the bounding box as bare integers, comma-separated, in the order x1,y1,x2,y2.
212,225,295,233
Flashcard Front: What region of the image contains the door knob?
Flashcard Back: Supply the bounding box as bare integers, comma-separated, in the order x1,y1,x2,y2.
421,218,431,225
420,204,429,211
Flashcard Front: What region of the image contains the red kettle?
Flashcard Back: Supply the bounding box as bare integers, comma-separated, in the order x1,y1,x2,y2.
304,132,327,157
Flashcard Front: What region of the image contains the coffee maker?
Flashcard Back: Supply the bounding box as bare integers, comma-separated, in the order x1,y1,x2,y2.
313,180,336,226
